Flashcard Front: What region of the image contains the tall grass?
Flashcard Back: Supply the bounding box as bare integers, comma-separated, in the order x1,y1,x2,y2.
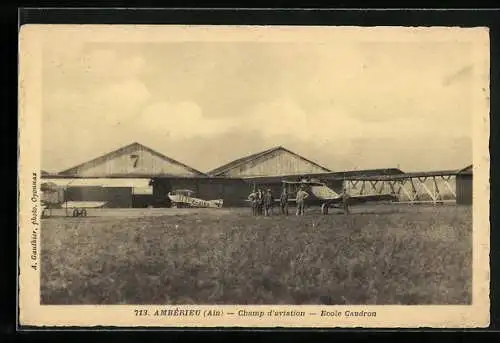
41,205,472,305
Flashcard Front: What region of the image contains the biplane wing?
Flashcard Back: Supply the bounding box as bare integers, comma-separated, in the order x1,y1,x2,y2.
324,193,398,206
279,178,398,211
61,201,108,209
41,201,108,218
281,180,314,185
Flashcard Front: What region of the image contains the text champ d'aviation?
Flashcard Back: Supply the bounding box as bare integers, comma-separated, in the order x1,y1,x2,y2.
141,308,376,318
236,309,376,318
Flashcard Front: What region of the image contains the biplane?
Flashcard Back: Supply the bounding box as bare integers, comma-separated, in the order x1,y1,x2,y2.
280,178,398,214
40,182,107,217
167,189,224,209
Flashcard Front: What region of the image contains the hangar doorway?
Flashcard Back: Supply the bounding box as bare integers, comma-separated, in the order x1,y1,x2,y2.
149,178,173,207
131,194,153,208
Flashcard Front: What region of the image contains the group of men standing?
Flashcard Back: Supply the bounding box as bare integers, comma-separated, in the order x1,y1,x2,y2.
247,188,274,216
248,185,310,216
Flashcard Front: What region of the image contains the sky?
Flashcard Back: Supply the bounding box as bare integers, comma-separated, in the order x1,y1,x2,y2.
41,28,480,173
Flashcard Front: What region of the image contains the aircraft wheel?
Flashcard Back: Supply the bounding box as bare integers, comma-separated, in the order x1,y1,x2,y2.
321,203,328,215
82,209,87,217
72,209,78,217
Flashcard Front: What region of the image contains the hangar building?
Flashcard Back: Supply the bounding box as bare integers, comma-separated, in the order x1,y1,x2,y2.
42,144,409,208
456,164,473,205
208,146,332,177
42,142,206,208
209,146,403,203
150,146,333,207
153,146,406,207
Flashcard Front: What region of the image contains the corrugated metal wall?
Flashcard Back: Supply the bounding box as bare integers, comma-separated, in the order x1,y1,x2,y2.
456,175,473,205
225,149,329,177
62,144,200,177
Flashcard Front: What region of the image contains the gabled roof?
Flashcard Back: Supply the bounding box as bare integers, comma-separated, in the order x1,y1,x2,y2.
207,146,332,176
41,170,58,177
457,164,473,175
58,142,206,176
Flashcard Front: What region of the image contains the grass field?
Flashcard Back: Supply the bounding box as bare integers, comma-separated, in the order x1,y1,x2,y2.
40,204,472,305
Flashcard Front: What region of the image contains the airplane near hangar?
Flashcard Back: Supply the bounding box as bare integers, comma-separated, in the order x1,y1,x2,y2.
40,182,107,218
167,189,224,209
281,178,398,215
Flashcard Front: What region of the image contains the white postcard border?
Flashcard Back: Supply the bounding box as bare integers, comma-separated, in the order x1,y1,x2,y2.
18,25,490,328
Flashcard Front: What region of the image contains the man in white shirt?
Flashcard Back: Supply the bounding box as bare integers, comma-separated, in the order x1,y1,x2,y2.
295,186,309,216
248,189,257,216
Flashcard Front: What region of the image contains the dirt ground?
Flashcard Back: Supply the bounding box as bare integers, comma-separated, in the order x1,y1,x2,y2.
40,204,472,305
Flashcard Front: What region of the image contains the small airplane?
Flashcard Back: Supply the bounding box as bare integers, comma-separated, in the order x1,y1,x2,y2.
40,182,107,217
280,178,398,214
167,189,224,209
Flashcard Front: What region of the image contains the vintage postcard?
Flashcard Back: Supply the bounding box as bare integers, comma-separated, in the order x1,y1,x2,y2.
18,24,490,328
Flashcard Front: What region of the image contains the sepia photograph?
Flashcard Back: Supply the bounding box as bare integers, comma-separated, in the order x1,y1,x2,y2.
18,25,490,327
